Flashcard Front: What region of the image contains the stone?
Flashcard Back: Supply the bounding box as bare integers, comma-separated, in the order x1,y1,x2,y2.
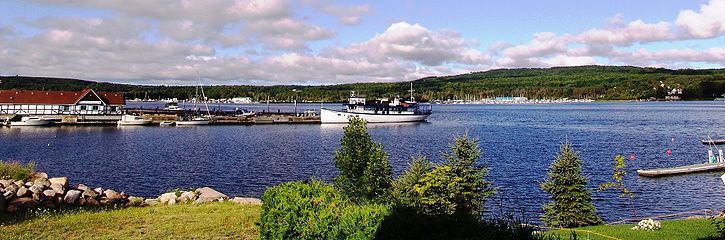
0,194,5,213
103,189,120,200
194,187,228,204
7,197,38,212
178,191,196,203
15,180,24,187
231,197,262,205
48,177,68,187
4,183,19,193
50,183,64,195
16,186,28,197
64,190,81,205
78,197,86,205
144,199,159,206
33,177,51,188
29,185,43,194
158,192,177,204
0,179,11,188
42,189,56,200
126,196,144,207
32,191,41,201
33,172,48,179
168,198,176,205
3,191,14,199
93,187,104,195
83,189,98,198
85,198,100,207
24,182,32,187
76,184,90,192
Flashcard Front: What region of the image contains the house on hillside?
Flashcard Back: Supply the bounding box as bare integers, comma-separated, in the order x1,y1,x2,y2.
0,88,124,115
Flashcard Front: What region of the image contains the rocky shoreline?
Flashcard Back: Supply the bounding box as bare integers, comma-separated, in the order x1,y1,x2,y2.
0,172,261,213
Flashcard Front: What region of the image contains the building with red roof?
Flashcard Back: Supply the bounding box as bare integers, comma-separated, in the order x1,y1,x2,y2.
0,88,125,115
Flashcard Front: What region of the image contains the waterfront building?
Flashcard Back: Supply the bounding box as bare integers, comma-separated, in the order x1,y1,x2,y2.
0,88,124,115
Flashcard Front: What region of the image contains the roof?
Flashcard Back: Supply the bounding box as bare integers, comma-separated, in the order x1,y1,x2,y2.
0,89,124,105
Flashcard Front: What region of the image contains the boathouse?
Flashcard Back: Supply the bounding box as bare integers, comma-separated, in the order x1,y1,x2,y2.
0,88,124,115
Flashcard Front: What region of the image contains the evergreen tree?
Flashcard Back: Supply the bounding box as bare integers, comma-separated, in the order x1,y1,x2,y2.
541,143,602,228
334,117,392,202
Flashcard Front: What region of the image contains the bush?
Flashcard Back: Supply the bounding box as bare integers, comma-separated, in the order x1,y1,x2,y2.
392,155,432,210
258,180,391,240
540,143,602,228
0,160,35,181
334,117,392,203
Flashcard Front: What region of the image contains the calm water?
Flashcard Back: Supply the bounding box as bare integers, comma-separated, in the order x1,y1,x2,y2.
2,101,725,221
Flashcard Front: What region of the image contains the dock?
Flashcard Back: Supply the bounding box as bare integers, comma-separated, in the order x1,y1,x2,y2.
701,139,725,145
637,162,725,177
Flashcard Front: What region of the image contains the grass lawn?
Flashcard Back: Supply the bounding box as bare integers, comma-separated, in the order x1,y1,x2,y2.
547,218,720,240
0,202,261,240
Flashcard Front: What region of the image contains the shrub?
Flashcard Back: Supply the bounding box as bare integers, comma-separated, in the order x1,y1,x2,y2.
258,180,391,240
334,117,392,203
392,155,432,209
540,143,602,228
0,160,35,181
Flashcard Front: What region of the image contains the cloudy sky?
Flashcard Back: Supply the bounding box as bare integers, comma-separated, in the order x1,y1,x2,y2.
1,0,724,85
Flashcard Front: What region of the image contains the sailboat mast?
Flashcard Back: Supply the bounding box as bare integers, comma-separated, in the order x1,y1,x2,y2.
197,72,211,116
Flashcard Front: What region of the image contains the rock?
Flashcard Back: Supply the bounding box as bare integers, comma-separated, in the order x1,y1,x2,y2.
0,195,5,212
29,185,43,194
93,187,104,195
85,198,100,207
33,177,51,188
78,197,86,205
50,183,64,195
168,198,176,205
76,184,90,192
42,189,56,200
4,183,19,194
194,187,228,204
178,191,196,203
103,189,120,200
33,172,48,179
15,180,25,187
16,186,28,197
4,191,14,199
144,199,159,206
31,191,41,201
48,177,68,187
158,192,176,204
0,179,11,188
64,190,81,204
24,182,32,187
7,197,38,212
126,196,144,207
83,189,98,198
231,197,262,205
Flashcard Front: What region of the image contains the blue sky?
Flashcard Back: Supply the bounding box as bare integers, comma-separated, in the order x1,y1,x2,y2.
0,0,723,85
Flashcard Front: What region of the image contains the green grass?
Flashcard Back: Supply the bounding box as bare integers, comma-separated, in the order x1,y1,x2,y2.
0,202,261,240
0,160,35,181
547,218,719,240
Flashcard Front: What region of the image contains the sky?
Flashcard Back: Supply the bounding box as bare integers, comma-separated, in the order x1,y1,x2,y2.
0,0,724,85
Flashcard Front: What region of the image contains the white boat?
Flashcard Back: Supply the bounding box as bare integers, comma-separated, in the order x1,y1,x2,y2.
9,116,51,126
163,102,183,111
159,121,175,126
117,115,153,126
321,84,432,123
175,116,210,125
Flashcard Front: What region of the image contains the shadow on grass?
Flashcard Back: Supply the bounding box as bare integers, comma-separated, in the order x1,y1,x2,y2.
0,205,123,226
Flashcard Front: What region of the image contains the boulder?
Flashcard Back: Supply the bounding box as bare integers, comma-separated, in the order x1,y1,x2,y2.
126,196,144,207
144,199,159,206
4,183,19,194
103,189,121,200
4,191,15,200
24,182,32,187
194,187,228,204
0,179,11,188
31,191,41,201
50,183,64,195
231,197,262,205
29,185,43,194
64,190,82,204
178,191,196,203
85,198,100,207
83,189,98,198
48,177,68,187
168,198,176,205
93,187,104,195
16,186,28,197
33,177,51,188
15,180,25,187
7,197,38,212
158,192,176,204
76,184,90,192
33,172,49,179
42,189,56,200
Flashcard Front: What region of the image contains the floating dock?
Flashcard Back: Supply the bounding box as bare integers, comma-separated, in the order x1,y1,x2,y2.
701,139,725,145
637,162,725,177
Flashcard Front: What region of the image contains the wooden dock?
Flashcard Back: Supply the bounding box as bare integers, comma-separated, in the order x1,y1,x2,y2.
637,162,725,177
701,139,725,145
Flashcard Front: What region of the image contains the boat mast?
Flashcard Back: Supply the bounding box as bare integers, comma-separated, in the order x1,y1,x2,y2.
197,71,211,116
409,82,415,102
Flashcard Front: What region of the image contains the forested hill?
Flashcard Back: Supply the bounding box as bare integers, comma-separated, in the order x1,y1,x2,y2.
2,66,724,102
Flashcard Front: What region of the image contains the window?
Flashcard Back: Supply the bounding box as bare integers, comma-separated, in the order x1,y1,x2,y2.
80,106,86,110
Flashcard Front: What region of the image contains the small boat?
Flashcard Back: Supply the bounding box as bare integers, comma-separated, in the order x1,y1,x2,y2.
321,83,432,123
163,102,183,111
159,121,176,126
117,115,153,126
175,116,210,125
9,116,51,126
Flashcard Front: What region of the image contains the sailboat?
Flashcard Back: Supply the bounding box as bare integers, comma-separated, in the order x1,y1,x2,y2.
176,73,212,125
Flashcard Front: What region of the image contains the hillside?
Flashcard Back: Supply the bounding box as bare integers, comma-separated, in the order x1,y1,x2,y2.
2,66,724,101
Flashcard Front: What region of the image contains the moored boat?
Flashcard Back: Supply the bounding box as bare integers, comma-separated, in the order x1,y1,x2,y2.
175,116,210,125
117,114,153,126
9,116,51,126
321,84,431,124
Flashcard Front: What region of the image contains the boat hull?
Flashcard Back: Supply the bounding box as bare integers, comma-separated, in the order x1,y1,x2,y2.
10,120,51,126
117,120,153,126
175,120,209,125
320,108,430,123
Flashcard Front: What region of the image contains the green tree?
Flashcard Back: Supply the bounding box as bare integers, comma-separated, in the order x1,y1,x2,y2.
599,155,635,217
541,143,602,228
414,134,495,216
334,116,393,202
392,155,432,209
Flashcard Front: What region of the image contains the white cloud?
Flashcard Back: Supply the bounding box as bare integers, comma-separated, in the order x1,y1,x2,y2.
301,0,371,25
676,0,725,38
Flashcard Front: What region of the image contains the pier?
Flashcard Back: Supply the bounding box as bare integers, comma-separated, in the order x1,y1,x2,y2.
701,139,725,145
637,162,725,177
